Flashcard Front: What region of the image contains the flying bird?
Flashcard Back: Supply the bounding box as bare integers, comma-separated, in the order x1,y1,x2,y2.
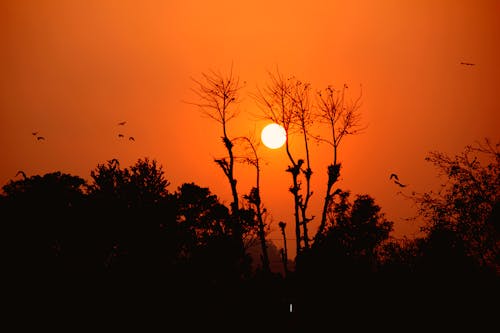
129,136,135,141
389,173,399,181
36,136,45,141
460,62,475,66
118,121,127,126
16,170,27,179
394,180,407,188
390,173,408,187
118,134,124,138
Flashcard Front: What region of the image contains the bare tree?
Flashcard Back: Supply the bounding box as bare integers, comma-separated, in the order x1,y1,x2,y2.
254,71,305,255
190,68,245,247
236,136,271,273
314,84,363,242
290,79,314,249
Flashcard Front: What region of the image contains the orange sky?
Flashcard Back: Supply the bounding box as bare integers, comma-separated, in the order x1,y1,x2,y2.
1,0,499,257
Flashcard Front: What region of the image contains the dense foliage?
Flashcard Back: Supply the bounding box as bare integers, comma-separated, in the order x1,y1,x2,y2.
2,143,498,329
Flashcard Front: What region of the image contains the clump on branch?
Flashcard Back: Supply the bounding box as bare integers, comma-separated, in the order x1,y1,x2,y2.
189,68,245,253
314,84,364,243
254,71,315,254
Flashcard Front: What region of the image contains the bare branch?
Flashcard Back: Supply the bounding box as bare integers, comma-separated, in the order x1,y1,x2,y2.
314,83,365,243
188,70,243,132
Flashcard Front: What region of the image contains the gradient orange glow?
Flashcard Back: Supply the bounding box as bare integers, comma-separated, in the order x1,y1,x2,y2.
1,0,499,258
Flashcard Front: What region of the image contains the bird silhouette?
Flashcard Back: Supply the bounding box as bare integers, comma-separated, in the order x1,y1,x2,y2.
129,136,135,141
118,121,127,126
36,136,45,141
394,180,407,188
460,62,475,66
118,134,124,138
390,173,408,187
16,170,27,179
389,173,399,181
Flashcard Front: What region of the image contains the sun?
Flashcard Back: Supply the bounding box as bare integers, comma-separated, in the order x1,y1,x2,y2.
261,123,286,149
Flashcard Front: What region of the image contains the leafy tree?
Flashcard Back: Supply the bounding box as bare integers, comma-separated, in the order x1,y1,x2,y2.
87,159,125,200
309,191,393,275
377,237,423,275
2,171,86,207
412,139,499,273
87,158,170,271
327,192,393,258
2,171,87,272
127,158,170,206
88,157,169,207
175,182,229,248
174,182,253,282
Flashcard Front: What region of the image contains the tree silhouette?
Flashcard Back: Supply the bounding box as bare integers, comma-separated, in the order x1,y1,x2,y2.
173,182,261,290
290,79,314,250
327,192,392,260
190,68,246,265
3,145,497,328
378,236,423,276
278,221,289,277
255,73,365,257
412,138,499,273
87,158,127,203
314,84,363,243
87,158,170,272
236,136,271,274
304,190,393,277
88,158,169,207
175,182,230,246
127,158,170,207
254,71,312,255
293,191,394,329
2,171,87,273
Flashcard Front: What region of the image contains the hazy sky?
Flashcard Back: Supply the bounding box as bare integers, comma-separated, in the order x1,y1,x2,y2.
1,0,499,256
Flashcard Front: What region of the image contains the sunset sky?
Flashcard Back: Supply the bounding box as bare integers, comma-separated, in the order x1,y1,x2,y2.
1,0,499,257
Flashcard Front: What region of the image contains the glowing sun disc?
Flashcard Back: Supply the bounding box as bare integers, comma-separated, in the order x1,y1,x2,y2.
261,123,286,149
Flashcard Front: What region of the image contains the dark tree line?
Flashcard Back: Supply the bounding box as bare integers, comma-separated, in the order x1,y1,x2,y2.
2,141,498,330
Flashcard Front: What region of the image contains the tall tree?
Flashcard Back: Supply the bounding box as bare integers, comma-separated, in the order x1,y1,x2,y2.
255,71,311,255
314,84,363,243
290,79,314,249
190,68,245,249
237,136,271,273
